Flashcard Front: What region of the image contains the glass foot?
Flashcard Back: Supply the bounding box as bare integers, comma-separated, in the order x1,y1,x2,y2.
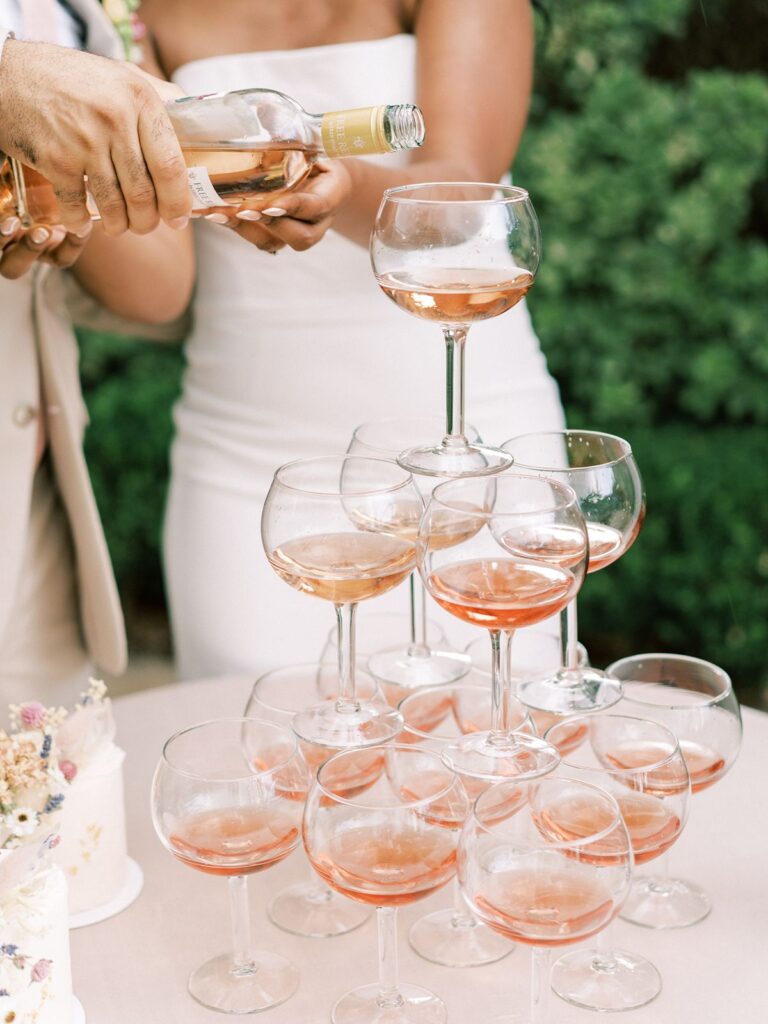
621,874,711,929
268,880,371,938
332,982,446,1024
441,731,560,780
188,951,298,1014
292,699,403,748
518,667,622,714
551,946,661,1011
396,442,511,479
369,645,471,692
409,908,513,967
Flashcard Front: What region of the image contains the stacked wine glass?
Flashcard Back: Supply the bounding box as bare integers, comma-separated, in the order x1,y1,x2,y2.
149,182,742,1023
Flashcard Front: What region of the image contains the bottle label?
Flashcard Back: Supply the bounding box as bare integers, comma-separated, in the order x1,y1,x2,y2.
321,107,388,158
186,166,225,208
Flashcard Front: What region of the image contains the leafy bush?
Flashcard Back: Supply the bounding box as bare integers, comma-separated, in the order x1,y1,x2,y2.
77,0,768,703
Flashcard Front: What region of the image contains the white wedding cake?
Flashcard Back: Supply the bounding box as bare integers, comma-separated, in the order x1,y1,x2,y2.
0,842,74,1024
52,681,131,917
1,723,75,1023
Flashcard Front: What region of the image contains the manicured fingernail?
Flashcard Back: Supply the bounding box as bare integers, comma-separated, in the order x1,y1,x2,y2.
236,209,262,221
204,213,229,224
0,217,20,236
30,227,50,244
262,207,286,217
169,215,190,230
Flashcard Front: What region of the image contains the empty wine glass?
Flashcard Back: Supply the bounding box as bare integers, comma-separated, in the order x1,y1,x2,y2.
501,430,645,713
262,455,424,747
304,744,468,1024
544,714,690,1011
460,777,633,1024
245,663,383,938
418,472,587,777
371,182,541,477
150,718,309,1014
606,653,742,927
398,682,535,968
349,416,483,690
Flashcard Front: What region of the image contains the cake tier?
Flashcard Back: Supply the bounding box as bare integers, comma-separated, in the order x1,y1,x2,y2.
0,862,74,1024
55,745,129,915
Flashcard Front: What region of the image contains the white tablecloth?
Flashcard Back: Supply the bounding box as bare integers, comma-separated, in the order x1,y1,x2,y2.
71,678,768,1022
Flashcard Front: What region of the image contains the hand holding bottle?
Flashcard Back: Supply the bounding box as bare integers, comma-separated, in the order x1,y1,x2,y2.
0,39,191,236
224,160,352,254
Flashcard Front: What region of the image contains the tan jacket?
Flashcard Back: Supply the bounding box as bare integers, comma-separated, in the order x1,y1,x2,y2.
0,0,128,673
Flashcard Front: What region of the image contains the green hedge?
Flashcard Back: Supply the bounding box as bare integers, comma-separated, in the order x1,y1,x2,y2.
78,0,768,704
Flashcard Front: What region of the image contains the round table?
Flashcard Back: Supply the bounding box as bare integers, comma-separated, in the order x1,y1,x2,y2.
71,677,767,1022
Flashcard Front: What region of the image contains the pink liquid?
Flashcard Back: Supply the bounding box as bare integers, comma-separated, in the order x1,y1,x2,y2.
309,824,457,906
680,740,727,793
378,267,534,325
536,791,681,865
475,868,616,946
268,532,415,603
169,806,299,875
428,558,579,630
601,741,690,797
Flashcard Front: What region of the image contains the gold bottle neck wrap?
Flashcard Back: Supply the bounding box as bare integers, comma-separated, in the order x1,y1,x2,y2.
320,106,389,158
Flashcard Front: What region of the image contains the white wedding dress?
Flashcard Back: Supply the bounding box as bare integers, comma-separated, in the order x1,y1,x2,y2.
167,35,565,679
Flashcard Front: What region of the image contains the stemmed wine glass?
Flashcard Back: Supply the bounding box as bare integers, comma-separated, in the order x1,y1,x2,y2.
245,663,383,938
606,653,742,927
303,744,468,1024
371,183,541,477
418,472,588,776
544,714,690,1011
150,718,309,1014
501,430,645,713
460,777,633,1024
349,416,480,692
398,682,535,968
262,455,423,747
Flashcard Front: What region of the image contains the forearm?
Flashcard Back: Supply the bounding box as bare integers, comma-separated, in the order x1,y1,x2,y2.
72,222,195,324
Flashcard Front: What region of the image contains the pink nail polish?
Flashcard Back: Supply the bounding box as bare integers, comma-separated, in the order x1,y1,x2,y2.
30,227,50,244
262,207,287,217
236,210,262,221
0,217,20,236
204,213,230,224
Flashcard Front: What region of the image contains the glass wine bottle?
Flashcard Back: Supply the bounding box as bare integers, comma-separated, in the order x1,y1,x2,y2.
0,88,425,225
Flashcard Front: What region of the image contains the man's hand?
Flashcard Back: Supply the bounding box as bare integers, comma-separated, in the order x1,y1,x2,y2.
216,160,352,254
0,215,92,279
0,40,190,236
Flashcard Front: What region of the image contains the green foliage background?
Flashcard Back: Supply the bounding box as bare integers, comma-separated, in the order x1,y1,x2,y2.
79,0,768,705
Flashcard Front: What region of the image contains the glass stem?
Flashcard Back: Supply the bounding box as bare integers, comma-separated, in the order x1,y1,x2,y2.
489,629,504,743
228,875,255,973
407,573,431,657
591,921,617,972
442,326,470,448
560,598,580,672
501,629,517,731
335,602,359,713
376,906,404,1010
451,876,475,928
531,946,551,1024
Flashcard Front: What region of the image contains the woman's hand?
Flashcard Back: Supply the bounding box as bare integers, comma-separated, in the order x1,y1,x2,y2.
0,216,92,279
216,160,352,254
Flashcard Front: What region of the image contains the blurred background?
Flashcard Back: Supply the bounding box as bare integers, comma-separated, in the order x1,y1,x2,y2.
79,0,768,708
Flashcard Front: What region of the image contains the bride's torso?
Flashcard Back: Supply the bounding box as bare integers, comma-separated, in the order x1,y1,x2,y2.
171,36,561,489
